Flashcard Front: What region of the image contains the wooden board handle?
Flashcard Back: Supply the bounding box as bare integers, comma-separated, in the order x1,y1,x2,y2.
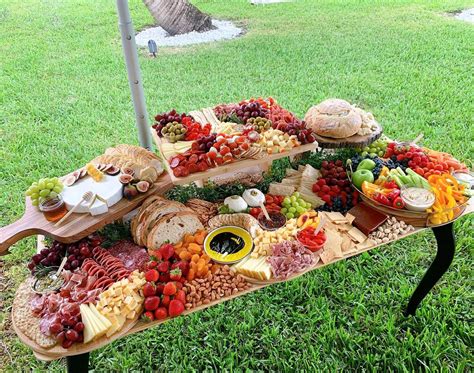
0,215,39,255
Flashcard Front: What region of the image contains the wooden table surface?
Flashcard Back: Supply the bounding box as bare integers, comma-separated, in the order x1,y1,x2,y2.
12,198,472,361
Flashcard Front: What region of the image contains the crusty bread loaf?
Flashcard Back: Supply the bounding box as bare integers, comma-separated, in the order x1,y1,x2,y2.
146,212,204,250
131,196,166,240
138,202,191,246
304,99,362,138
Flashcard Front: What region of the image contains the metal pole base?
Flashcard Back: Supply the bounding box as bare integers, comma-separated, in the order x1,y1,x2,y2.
66,353,90,373
404,222,455,316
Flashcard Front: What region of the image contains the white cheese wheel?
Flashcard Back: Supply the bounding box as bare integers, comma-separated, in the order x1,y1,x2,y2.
62,174,123,215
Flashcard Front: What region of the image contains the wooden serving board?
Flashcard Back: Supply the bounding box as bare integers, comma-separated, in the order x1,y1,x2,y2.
152,128,318,186
11,294,139,359
313,122,382,149
0,175,173,255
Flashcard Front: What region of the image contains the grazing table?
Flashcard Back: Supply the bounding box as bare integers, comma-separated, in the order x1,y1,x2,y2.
3,171,472,372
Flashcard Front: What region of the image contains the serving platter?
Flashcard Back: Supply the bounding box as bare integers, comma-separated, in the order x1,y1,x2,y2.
153,128,318,186
11,289,140,358
0,175,173,255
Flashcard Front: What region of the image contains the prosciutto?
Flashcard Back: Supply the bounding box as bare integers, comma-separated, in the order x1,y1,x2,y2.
267,240,317,279
107,240,149,272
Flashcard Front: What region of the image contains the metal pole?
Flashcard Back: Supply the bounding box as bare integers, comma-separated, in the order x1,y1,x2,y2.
116,0,152,150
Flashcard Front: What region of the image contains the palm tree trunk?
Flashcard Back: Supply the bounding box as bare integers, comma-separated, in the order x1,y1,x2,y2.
143,0,214,36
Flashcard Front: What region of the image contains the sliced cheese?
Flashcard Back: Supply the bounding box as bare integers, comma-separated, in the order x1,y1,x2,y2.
80,304,95,344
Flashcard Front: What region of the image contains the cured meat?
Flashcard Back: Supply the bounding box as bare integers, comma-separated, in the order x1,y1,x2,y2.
107,240,149,272
267,240,317,279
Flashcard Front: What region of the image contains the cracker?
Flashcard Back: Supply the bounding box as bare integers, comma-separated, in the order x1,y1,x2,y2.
341,234,356,254
347,227,367,243
345,213,356,225
268,183,295,196
355,238,376,252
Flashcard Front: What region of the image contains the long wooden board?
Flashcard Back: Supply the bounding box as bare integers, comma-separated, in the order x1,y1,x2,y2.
152,128,318,185
0,175,173,255
21,198,472,361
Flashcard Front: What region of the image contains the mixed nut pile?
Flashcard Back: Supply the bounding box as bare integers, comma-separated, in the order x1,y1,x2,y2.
183,265,251,310
369,217,415,244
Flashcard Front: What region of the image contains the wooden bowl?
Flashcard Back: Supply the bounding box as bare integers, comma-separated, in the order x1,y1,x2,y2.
358,189,468,227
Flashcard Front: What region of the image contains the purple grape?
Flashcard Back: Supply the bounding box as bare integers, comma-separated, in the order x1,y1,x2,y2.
32,254,43,264
70,260,79,269
40,258,50,266
40,249,49,256
28,261,35,271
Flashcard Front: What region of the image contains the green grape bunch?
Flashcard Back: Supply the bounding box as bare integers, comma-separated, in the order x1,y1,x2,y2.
280,192,311,219
25,177,64,206
357,137,389,158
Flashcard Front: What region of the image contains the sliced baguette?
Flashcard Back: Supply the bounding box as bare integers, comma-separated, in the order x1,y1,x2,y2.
132,198,170,244
131,195,166,239
146,212,204,250
137,201,191,246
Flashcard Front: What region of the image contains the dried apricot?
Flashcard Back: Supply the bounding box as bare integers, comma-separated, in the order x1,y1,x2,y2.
195,231,206,245
184,234,194,244
179,251,192,261
188,243,202,254
191,254,200,263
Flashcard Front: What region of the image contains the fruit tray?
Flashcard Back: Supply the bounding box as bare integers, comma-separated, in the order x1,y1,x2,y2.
151,128,318,186
356,187,470,227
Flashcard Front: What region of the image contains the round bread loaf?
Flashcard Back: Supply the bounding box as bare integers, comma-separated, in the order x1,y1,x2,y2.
304,99,362,138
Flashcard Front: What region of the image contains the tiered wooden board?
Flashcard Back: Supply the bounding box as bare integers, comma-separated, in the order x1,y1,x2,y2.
151,128,318,186
15,197,472,361
314,122,382,149
0,175,173,254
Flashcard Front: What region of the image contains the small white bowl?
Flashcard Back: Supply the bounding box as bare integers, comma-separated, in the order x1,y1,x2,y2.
401,187,435,212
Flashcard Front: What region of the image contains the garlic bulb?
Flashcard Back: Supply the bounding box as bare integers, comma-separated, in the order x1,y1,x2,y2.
224,195,248,212
242,188,265,207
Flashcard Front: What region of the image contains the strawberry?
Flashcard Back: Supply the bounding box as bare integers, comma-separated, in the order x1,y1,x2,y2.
174,289,186,304
159,272,170,283
141,311,155,322
148,249,162,261
157,261,170,273
156,284,165,295
154,307,168,320
163,282,177,296
161,295,171,307
171,261,189,276
159,244,175,261
147,260,158,269
169,268,182,281
144,269,159,282
175,280,184,289
169,300,185,317
143,282,156,297
144,296,160,311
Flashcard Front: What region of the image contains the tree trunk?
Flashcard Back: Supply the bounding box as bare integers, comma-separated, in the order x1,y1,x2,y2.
143,0,214,36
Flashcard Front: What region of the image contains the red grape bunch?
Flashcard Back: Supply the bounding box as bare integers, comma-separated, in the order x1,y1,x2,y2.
235,101,269,123
191,134,217,153
28,235,103,273
49,303,84,348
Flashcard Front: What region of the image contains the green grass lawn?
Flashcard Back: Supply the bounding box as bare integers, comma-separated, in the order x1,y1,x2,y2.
1,0,473,371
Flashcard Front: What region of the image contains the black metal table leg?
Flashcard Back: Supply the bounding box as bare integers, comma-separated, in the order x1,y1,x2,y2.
404,222,456,316
66,352,89,373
